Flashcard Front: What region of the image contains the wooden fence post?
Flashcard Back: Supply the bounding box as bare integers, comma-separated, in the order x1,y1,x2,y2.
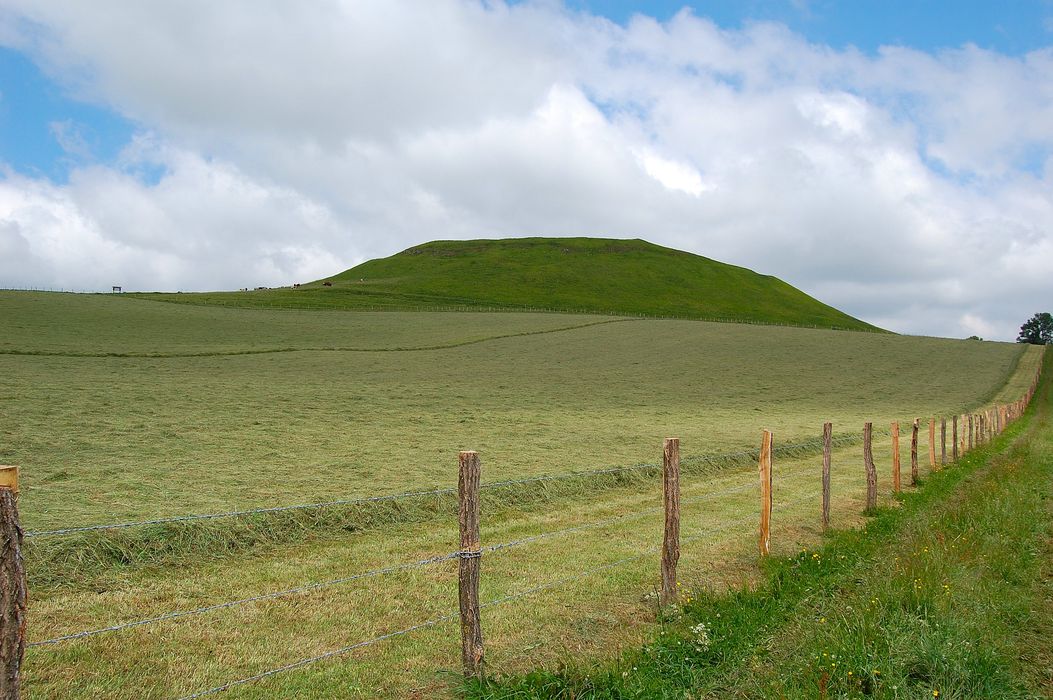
891,422,901,493
952,415,959,461
660,438,680,607
928,418,937,471
0,466,24,700
759,430,773,557
940,418,946,466
968,414,974,450
911,418,919,486
457,452,484,678
822,422,832,531
863,422,877,512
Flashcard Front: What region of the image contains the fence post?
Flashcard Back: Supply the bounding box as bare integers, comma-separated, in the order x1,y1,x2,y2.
758,430,773,557
968,414,974,450
940,418,946,466
952,415,959,461
928,418,937,471
863,423,877,512
822,422,832,531
660,438,680,607
911,419,920,486
0,466,24,700
457,452,484,678
891,422,901,493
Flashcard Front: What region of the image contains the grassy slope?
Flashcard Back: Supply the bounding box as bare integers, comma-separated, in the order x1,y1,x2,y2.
24,352,1043,700
8,290,1042,699
128,238,878,331
0,292,1029,532
467,349,1051,700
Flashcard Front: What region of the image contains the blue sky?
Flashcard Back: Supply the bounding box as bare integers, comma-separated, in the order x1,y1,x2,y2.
0,1,1051,340
0,47,133,181
570,0,1053,54
5,1,1051,184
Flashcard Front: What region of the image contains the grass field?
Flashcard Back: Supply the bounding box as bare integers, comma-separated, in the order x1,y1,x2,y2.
0,290,1043,698
125,238,877,331
468,350,1052,699
24,360,1043,699
0,292,1037,532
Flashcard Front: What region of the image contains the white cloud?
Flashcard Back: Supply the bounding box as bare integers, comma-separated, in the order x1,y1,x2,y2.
0,0,1051,339
0,140,346,291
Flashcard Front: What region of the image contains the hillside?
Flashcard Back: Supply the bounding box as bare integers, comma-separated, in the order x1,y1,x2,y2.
132,237,879,331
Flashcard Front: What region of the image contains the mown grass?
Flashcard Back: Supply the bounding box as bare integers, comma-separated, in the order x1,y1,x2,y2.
6,291,1042,698
126,237,878,331
465,349,1050,699
1,291,1033,537
25,425,914,698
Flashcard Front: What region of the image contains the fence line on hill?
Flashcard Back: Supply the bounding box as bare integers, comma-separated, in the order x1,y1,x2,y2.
0,356,1043,698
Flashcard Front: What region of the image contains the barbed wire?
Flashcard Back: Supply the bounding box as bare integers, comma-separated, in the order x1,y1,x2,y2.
27,551,461,648
172,501,785,699
25,435,853,539
173,610,461,700
30,480,760,647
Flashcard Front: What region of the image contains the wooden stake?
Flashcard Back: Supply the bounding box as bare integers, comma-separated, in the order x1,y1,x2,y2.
940,418,946,466
863,422,877,512
968,414,974,450
660,438,680,607
457,452,484,678
0,466,24,700
928,418,937,471
822,422,832,531
952,415,959,461
911,418,919,486
891,422,901,493
758,430,773,557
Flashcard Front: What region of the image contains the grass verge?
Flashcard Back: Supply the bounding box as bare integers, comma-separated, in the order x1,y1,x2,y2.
465,350,1051,699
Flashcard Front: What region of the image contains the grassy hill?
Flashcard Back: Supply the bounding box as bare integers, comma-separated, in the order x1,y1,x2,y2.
132,237,879,331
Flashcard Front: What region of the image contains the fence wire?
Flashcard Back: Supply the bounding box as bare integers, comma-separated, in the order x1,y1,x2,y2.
31,480,759,647
172,501,785,700
28,551,461,648
26,434,853,538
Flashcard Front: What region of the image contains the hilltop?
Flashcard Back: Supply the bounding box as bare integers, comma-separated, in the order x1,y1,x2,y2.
133,237,878,331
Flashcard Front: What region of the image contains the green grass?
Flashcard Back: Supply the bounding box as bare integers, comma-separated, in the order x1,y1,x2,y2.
126,238,879,331
24,400,959,699
5,290,1043,698
1,291,1031,537
465,349,1051,699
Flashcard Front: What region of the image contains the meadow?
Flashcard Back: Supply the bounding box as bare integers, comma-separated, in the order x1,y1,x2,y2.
0,290,1043,698
0,291,1034,531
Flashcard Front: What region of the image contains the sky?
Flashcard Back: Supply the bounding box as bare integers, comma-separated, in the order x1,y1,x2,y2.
1,1,1052,340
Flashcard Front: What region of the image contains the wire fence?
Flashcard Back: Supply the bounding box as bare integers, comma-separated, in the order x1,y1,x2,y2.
24,433,861,539
173,492,823,700
29,479,760,648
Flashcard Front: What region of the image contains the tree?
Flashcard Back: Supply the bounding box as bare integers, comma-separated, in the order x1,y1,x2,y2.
1017,312,1053,345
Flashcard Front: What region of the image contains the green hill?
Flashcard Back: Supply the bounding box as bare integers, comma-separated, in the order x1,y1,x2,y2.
133,237,879,331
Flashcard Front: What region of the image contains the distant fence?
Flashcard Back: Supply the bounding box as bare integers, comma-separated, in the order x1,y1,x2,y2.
0,359,1043,697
